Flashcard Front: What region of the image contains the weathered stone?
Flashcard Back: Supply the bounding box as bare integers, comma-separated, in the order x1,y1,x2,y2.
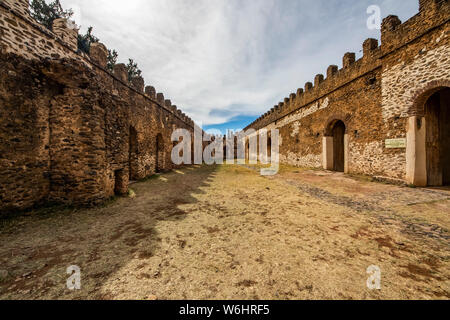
156,93,164,104
145,86,156,99
131,76,145,92
245,0,450,186
327,65,338,78
0,1,197,213
113,64,128,83
304,82,313,92
89,42,108,68
342,52,355,68
363,38,378,56
52,18,78,52
314,74,324,87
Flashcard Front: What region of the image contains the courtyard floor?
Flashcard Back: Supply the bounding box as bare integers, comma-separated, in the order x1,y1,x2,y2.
0,164,449,300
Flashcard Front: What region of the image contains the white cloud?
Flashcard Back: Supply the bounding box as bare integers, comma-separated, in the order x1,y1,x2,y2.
60,0,418,126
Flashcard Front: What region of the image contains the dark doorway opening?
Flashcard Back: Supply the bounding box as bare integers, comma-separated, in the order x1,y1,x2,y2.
332,120,346,172
246,141,249,161
129,126,138,181
156,133,164,173
267,137,272,158
114,169,127,195
425,88,450,186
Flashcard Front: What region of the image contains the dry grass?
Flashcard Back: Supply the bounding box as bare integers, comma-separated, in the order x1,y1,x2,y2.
0,164,449,300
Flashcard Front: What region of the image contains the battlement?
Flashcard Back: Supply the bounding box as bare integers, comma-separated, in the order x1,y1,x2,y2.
246,39,382,130
246,0,449,131
0,0,194,127
0,0,199,211
381,0,449,54
52,18,78,51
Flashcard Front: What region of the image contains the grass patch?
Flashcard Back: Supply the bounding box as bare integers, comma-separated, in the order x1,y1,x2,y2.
128,189,136,198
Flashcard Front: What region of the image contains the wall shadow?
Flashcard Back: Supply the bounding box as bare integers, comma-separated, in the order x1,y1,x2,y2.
0,165,219,299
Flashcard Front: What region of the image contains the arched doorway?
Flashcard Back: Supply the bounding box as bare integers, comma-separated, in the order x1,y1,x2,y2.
425,88,450,186
245,140,249,161
407,86,450,186
323,119,348,173
155,133,164,173
129,126,138,180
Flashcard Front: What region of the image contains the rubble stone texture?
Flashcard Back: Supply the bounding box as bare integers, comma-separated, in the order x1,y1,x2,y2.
245,0,450,185
0,0,196,213
0,0,449,214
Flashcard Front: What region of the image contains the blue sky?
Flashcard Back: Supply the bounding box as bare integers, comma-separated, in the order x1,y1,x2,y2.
60,0,419,133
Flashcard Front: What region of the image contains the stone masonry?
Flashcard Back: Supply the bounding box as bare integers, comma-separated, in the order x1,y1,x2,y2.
0,0,198,213
245,0,449,186
1,0,449,214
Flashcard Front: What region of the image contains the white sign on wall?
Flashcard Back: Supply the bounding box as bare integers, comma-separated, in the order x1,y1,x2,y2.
385,138,407,149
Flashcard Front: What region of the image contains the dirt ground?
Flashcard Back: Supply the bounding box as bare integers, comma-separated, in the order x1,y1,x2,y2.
0,164,449,300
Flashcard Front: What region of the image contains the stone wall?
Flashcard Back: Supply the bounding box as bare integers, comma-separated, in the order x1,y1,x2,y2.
246,0,449,183
0,0,197,213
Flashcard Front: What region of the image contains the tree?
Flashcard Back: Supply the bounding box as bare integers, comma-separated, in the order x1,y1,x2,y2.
30,0,142,79
30,0,73,30
126,59,142,82
107,49,118,73
77,27,99,54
